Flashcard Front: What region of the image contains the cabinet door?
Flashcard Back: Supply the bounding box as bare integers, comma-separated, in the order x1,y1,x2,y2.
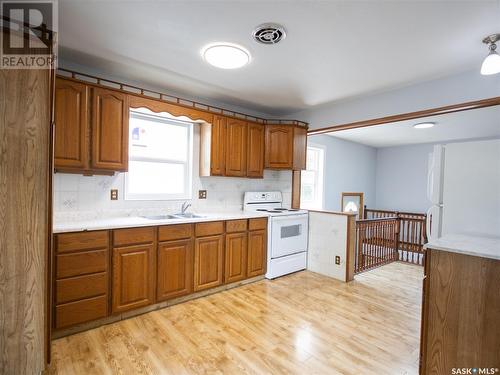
157,239,193,301
112,244,155,313
265,125,294,169
224,232,247,284
54,78,89,169
248,229,267,277
293,126,307,170
91,87,128,171
194,235,224,291
210,115,226,176
247,122,265,178
225,118,247,177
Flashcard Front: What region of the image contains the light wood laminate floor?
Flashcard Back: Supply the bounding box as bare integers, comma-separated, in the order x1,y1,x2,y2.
47,262,423,375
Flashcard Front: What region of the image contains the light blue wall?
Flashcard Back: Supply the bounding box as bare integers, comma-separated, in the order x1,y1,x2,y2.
308,134,377,212
375,144,434,213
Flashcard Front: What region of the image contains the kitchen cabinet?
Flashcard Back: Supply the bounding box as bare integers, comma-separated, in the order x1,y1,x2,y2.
157,239,193,301
247,229,267,277
54,77,128,174
194,234,224,292
225,118,248,177
419,248,500,374
264,125,307,170
91,87,129,171
225,232,248,283
53,230,109,329
210,115,226,176
247,122,265,178
54,78,89,170
111,227,155,313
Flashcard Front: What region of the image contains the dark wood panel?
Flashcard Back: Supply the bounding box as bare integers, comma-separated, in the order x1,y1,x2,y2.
54,77,89,169
247,229,267,277
55,230,109,253
56,272,107,304
194,235,224,292
195,221,224,237
55,295,108,329
422,249,500,374
225,118,247,177
113,227,155,247
91,87,128,171
112,244,155,313
225,232,247,283
157,239,193,301
158,224,193,242
226,219,248,233
56,250,108,279
249,218,268,231
247,122,264,178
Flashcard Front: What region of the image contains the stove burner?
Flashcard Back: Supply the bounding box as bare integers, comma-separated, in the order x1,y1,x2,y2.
256,209,268,211
274,208,288,211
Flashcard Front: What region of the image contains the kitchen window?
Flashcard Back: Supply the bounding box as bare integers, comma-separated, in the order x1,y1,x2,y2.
300,145,325,210
125,110,193,200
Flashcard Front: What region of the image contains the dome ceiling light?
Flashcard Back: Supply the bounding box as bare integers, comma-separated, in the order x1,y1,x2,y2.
201,43,250,69
481,34,500,75
413,122,435,129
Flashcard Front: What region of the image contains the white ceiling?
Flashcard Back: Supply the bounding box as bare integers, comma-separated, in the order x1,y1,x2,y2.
58,1,499,116
324,105,500,148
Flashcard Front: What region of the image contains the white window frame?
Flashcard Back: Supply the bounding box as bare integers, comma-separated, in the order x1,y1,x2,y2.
124,111,193,201
300,144,325,210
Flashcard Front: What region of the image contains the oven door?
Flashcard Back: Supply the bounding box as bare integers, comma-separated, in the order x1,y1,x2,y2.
270,214,309,258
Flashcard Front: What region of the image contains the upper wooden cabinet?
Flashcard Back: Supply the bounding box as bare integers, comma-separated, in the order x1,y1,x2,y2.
209,115,226,176
247,122,265,178
91,88,129,171
54,78,89,170
265,125,307,170
54,77,128,174
225,118,247,177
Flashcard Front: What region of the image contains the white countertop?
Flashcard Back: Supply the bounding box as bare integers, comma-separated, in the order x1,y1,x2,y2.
424,234,500,261
53,211,270,233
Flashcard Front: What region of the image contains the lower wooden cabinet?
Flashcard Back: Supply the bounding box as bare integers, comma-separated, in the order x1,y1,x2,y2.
247,229,267,277
194,235,224,292
224,232,248,283
157,239,193,301
112,243,155,313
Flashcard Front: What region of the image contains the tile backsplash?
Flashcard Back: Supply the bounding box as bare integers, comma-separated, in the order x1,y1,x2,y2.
53,170,292,221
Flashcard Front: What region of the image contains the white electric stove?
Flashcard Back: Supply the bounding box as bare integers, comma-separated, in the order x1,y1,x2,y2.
243,191,309,279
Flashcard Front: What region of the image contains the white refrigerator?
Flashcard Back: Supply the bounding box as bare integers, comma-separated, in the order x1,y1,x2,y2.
426,139,500,241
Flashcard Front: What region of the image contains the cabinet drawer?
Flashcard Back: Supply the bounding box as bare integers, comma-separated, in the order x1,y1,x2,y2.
195,221,224,237
56,272,107,304
55,295,108,329
249,217,268,231
55,230,109,253
56,250,107,279
158,224,193,242
113,227,155,247
226,219,248,233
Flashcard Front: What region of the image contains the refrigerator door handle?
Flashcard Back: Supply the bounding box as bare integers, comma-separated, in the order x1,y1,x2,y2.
426,204,443,242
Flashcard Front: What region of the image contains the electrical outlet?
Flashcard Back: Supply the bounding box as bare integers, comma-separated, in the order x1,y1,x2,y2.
335,256,341,265
198,190,207,199
110,189,118,200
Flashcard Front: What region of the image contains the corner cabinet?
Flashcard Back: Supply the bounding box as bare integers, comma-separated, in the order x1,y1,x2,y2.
54,77,129,174
265,125,307,170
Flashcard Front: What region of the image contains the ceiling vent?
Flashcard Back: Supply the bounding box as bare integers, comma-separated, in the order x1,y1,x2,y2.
252,23,286,45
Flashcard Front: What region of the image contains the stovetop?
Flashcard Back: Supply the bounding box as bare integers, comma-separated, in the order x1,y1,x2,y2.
256,208,300,213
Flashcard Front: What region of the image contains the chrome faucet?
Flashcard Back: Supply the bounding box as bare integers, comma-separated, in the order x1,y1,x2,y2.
181,201,192,214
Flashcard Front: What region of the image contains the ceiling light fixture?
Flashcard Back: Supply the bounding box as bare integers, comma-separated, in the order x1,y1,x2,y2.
201,42,250,69
481,34,500,75
413,122,435,129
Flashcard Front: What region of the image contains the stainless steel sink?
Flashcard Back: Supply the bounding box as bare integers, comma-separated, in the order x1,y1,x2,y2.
141,214,178,220
141,213,206,220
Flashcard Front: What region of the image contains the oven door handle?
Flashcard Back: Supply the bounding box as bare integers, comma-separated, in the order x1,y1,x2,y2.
270,213,309,222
